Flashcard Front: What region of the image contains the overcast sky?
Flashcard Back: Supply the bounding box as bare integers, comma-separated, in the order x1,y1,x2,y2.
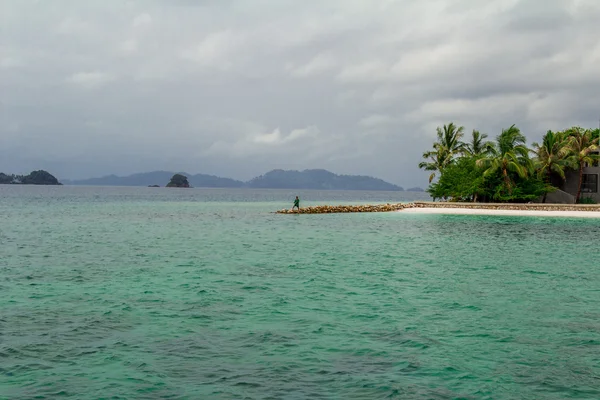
1,0,599,186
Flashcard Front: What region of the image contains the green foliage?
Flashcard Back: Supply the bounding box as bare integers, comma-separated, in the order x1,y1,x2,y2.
561,127,600,202
428,155,551,203
578,197,597,204
418,122,600,203
531,130,571,202
476,125,532,194
532,130,569,181
464,130,493,157
419,122,465,183
491,174,550,203
427,157,486,201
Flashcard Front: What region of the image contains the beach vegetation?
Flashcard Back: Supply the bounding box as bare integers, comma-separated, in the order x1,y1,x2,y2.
421,123,599,203
561,127,599,203
476,125,532,196
464,130,493,157
578,196,597,204
419,122,465,183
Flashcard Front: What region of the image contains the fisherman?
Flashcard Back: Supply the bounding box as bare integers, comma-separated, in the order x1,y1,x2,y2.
291,196,300,212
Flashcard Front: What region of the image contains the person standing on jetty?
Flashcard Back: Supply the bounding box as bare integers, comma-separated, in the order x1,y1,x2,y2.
291,196,300,212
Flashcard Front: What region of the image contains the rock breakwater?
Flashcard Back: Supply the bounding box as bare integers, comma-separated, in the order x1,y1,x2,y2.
276,203,411,214
276,201,600,214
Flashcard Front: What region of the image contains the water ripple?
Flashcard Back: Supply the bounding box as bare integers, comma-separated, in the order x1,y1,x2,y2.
1,187,599,399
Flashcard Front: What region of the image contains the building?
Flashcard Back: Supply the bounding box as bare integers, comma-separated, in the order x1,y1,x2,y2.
559,150,600,203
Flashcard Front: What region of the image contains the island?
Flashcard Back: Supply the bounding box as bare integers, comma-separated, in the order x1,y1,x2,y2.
246,169,403,191
166,174,190,188
0,170,62,185
62,169,404,191
62,171,244,188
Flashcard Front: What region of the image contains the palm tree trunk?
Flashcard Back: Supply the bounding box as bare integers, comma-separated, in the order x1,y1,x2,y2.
542,170,550,203
576,162,584,203
503,168,512,194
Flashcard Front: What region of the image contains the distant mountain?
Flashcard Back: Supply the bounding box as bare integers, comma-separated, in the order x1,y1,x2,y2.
246,169,403,191
406,187,425,192
63,171,244,188
63,169,404,191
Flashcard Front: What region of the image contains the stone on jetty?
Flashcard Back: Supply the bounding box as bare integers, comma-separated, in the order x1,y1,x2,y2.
276,203,410,214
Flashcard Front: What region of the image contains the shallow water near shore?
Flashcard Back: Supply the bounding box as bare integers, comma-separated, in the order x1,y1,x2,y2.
2,186,599,399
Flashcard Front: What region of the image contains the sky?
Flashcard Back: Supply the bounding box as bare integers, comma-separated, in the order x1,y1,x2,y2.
1,0,599,187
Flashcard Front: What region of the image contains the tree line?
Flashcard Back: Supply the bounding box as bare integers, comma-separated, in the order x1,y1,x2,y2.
419,123,600,203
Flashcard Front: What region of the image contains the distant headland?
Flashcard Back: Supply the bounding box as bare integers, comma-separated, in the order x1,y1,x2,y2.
62,169,411,191
0,170,62,185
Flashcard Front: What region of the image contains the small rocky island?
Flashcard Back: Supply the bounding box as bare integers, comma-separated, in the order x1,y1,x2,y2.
0,170,62,185
166,174,190,188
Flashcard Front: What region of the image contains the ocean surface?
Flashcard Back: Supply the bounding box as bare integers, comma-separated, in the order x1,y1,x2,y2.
1,186,599,399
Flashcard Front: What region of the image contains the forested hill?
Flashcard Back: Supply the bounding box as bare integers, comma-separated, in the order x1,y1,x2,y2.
0,170,62,185
246,169,403,191
62,171,244,188
63,169,403,190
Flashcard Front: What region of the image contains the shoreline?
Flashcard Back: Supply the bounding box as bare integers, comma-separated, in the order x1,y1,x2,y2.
406,201,600,217
277,201,600,216
401,207,600,218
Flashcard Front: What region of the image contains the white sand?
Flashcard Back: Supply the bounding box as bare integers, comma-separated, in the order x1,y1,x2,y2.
401,207,600,218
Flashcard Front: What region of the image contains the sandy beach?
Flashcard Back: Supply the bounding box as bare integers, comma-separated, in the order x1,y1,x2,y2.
277,201,600,216
401,207,600,218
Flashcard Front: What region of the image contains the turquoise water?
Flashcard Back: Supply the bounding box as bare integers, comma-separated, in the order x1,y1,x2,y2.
1,186,599,399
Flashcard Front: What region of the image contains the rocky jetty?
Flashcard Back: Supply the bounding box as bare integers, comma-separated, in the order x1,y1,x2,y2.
277,201,600,214
277,203,412,214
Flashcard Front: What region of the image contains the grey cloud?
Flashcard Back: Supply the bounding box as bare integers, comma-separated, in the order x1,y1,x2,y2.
1,0,600,186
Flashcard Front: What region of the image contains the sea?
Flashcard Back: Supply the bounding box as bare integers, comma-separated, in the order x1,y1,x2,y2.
1,186,599,399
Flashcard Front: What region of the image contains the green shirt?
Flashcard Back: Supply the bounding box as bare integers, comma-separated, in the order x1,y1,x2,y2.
293,198,299,206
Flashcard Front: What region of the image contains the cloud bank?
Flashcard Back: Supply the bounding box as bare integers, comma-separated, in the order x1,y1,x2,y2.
1,0,599,186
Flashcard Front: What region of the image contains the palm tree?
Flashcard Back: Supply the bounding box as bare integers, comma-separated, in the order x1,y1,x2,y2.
562,127,600,203
419,122,465,183
464,130,493,157
532,130,569,203
476,125,532,195
419,146,447,184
